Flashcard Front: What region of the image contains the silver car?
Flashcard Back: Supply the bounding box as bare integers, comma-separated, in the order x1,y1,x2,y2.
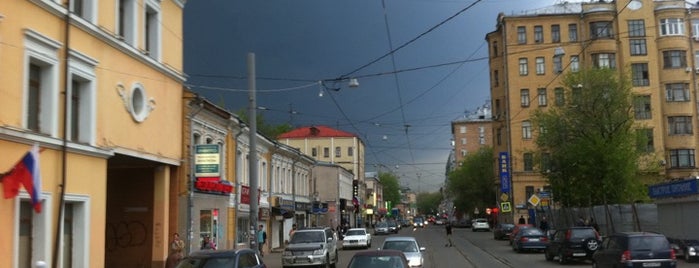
380,236,425,267
282,227,339,267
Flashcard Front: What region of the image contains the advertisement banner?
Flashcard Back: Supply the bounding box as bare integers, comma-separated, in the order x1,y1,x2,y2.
499,152,511,193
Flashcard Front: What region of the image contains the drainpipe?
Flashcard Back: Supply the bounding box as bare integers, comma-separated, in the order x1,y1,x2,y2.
233,120,246,249
186,96,204,254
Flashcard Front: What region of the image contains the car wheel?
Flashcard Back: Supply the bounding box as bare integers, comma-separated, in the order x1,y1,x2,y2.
558,252,567,264
584,238,600,252
685,249,695,263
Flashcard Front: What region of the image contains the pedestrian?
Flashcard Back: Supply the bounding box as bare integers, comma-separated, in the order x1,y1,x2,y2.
445,221,453,247
200,235,216,250
257,224,267,257
589,217,600,233
289,224,297,238
518,215,526,224
539,216,550,232
166,233,185,268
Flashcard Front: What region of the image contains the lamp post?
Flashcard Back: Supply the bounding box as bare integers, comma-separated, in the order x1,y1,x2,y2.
248,53,260,253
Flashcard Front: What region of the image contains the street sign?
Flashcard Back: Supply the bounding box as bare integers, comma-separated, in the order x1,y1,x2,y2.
500,202,511,213
195,144,221,177
500,193,509,202
528,194,540,206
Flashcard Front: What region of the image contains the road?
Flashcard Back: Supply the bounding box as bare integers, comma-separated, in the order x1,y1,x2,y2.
262,224,699,268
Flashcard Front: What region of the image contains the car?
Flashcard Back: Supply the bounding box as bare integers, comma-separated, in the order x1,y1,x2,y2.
380,236,425,267
493,223,515,240
667,237,699,263
342,228,372,250
387,220,400,233
175,248,266,268
281,227,339,268
472,218,490,232
347,249,410,268
592,232,677,268
544,226,601,264
412,217,425,228
375,222,392,235
453,218,472,228
435,219,445,225
509,224,534,245
512,227,549,253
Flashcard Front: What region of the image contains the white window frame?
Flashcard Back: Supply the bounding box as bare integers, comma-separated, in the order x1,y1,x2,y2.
660,18,685,36
522,121,532,139
570,55,580,72
536,57,545,75
68,51,98,145
461,138,466,145
71,0,98,23
117,0,137,46
143,0,162,60
519,58,528,75
538,88,547,106
459,126,466,134
58,195,91,268
521,89,530,107
24,30,61,137
13,192,52,268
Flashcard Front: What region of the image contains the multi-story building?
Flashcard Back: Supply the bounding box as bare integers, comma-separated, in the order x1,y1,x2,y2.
364,172,384,226
451,106,494,167
312,162,355,228
0,0,186,267
486,0,699,222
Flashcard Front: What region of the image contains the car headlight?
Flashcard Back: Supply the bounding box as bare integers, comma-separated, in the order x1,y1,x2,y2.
689,246,698,255
313,249,325,255
282,250,293,256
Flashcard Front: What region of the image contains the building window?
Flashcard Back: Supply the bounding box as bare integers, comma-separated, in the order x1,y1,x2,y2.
628,19,646,37
541,153,551,172
668,116,693,135
554,87,565,106
631,63,649,86
348,147,353,156
633,95,652,120
460,126,466,134
551,24,560,43
492,40,498,57
592,53,615,69
665,83,690,102
237,217,250,244
461,138,466,145
538,88,547,106
662,50,687,69
660,18,685,36
335,146,341,157
590,21,614,39
25,32,60,136
461,149,467,157
60,196,89,268
523,153,534,171
637,128,654,153
519,58,528,75
670,149,695,168
144,0,161,60
68,53,97,144
522,120,532,139
536,57,545,75
568,23,578,41
118,0,137,45
496,128,502,146
520,89,530,107
311,148,317,157
534,25,543,43
493,70,499,87
71,0,96,22
17,194,50,268
323,147,329,158
630,39,647,56
517,26,526,44
553,55,562,73
693,19,699,39
570,55,579,72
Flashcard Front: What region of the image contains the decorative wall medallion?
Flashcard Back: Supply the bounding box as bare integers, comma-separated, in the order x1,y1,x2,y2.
117,82,156,123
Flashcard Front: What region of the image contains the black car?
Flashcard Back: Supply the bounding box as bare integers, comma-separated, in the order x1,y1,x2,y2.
175,248,265,268
544,227,601,264
592,232,676,268
493,223,515,240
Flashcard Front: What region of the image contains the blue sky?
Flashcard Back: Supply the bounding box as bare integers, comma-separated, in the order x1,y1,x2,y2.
183,0,569,192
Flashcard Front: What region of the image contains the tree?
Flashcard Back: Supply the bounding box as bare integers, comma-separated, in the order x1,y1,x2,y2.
236,109,294,139
446,147,496,218
379,172,401,207
531,67,658,207
416,192,442,216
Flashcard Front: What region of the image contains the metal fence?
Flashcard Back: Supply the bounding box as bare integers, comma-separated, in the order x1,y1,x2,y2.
542,203,659,236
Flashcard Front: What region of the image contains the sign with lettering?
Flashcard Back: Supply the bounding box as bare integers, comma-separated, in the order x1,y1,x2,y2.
195,144,221,177
499,152,511,193
194,177,233,195
649,179,698,198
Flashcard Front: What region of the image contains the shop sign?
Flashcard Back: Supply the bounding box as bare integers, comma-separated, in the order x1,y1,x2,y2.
194,177,233,195
240,185,261,205
195,144,220,177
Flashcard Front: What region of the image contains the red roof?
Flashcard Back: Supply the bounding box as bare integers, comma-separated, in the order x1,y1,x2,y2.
277,125,357,139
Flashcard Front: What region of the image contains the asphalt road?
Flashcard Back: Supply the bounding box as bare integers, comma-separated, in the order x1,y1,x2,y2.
262,224,699,268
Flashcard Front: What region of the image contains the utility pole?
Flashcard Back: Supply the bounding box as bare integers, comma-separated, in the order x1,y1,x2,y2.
248,53,259,253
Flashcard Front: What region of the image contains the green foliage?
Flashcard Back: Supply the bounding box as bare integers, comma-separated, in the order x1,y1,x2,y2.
236,109,294,138
379,172,401,206
531,67,651,206
416,192,442,215
446,147,496,217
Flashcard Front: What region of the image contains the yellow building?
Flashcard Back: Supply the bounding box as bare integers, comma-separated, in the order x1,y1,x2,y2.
0,1,185,267
487,1,699,222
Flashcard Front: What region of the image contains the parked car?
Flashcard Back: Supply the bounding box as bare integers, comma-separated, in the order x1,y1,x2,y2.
342,228,372,250
668,237,699,263
175,248,265,268
544,226,601,264
347,249,410,268
388,220,400,233
472,218,490,232
509,224,534,245
512,227,549,253
453,218,472,228
493,223,515,240
380,236,425,267
281,227,339,268
592,232,677,268
375,222,392,235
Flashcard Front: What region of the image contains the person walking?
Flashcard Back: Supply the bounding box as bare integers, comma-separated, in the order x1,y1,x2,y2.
166,233,185,268
257,225,267,257
518,215,526,224
445,221,453,247
289,224,297,243
539,216,550,232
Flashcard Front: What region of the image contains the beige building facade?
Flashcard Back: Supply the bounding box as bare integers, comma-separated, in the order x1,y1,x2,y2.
486,0,699,223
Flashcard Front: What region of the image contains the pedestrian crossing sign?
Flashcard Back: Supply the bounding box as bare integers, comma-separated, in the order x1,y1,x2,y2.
500,202,511,213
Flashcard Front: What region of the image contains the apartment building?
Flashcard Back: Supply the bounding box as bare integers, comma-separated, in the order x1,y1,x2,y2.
0,0,186,267
486,0,699,222
450,106,494,167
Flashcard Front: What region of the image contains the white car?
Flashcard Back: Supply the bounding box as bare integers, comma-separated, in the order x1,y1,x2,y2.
472,218,490,232
342,228,371,249
381,236,425,267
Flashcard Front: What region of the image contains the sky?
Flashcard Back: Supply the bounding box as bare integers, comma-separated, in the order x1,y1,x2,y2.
183,0,570,193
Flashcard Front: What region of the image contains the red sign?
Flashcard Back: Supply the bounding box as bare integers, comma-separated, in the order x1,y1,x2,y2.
240,185,261,205
195,177,233,194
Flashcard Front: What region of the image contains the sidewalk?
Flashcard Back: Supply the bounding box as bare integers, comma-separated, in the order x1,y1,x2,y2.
262,249,283,267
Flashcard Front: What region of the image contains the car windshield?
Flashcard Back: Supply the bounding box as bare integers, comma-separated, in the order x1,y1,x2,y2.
377,222,388,227
521,228,544,236
290,231,325,243
501,224,515,229
388,221,397,227
175,257,236,268
383,241,418,252
346,230,366,236
348,255,406,268
629,236,670,251
570,229,597,239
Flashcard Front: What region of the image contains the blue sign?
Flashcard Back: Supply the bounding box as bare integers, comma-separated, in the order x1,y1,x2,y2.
649,179,699,198
499,152,511,193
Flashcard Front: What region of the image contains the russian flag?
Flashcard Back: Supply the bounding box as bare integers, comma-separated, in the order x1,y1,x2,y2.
2,144,42,213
